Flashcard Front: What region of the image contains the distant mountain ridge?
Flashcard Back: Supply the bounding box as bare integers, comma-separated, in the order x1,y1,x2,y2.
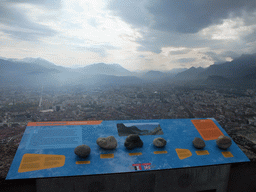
0,58,60,87
174,53,256,88
175,67,206,81
201,53,256,79
0,57,141,87
1,53,256,88
80,62,133,76
13,57,69,72
141,70,167,81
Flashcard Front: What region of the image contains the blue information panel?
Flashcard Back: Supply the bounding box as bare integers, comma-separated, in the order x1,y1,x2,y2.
6,118,250,180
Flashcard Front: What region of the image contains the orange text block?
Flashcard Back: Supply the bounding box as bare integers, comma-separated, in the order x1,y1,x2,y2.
18,154,65,173
191,119,224,140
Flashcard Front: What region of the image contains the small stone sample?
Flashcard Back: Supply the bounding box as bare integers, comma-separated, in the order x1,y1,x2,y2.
74,144,91,158
96,136,117,149
216,135,232,149
153,137,167,148
124,134,143,149
193,137,206,149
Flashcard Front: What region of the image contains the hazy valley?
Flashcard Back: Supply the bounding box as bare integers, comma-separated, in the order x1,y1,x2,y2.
1,53,256,178
1,53,256,89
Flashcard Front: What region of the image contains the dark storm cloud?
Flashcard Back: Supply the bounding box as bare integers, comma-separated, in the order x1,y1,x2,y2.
108,0,153,28
109,0,256,34
0,1,60,41
108,0,256,54
136,29,210,53
76,44,120,57
148,0,256,34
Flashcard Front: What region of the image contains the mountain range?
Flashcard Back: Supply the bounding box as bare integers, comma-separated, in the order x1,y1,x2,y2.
174,53,256,88
1,53,256,88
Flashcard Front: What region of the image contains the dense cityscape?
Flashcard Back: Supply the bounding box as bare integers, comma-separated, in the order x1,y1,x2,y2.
0,86,256,142
1,85,256,134
1,85,256,132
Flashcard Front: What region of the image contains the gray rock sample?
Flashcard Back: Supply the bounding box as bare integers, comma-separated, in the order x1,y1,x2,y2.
96,136,117,149
216,135,232,149
74,144,91,158
153,137,167,148
124,134,143,149
193,137,206,149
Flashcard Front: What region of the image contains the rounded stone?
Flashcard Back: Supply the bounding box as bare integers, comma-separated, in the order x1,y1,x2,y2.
216,135,232,149
124,134,143,149
96,136,117,149
192,137,206,149
153,137,167,148
74,144,91,158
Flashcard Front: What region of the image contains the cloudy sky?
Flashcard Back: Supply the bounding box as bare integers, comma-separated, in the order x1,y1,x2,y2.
1,0,256,71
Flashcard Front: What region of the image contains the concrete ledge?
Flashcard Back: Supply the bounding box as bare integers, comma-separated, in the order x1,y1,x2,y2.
1,162,256,192
227,161,256,192
36,164,230,192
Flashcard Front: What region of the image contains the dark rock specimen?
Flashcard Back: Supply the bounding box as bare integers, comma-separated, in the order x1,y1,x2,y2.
153,137,167,148
216,135,232,149
96,136,117,149
124,134,143,149
193,137,206,149
74,144,91,158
